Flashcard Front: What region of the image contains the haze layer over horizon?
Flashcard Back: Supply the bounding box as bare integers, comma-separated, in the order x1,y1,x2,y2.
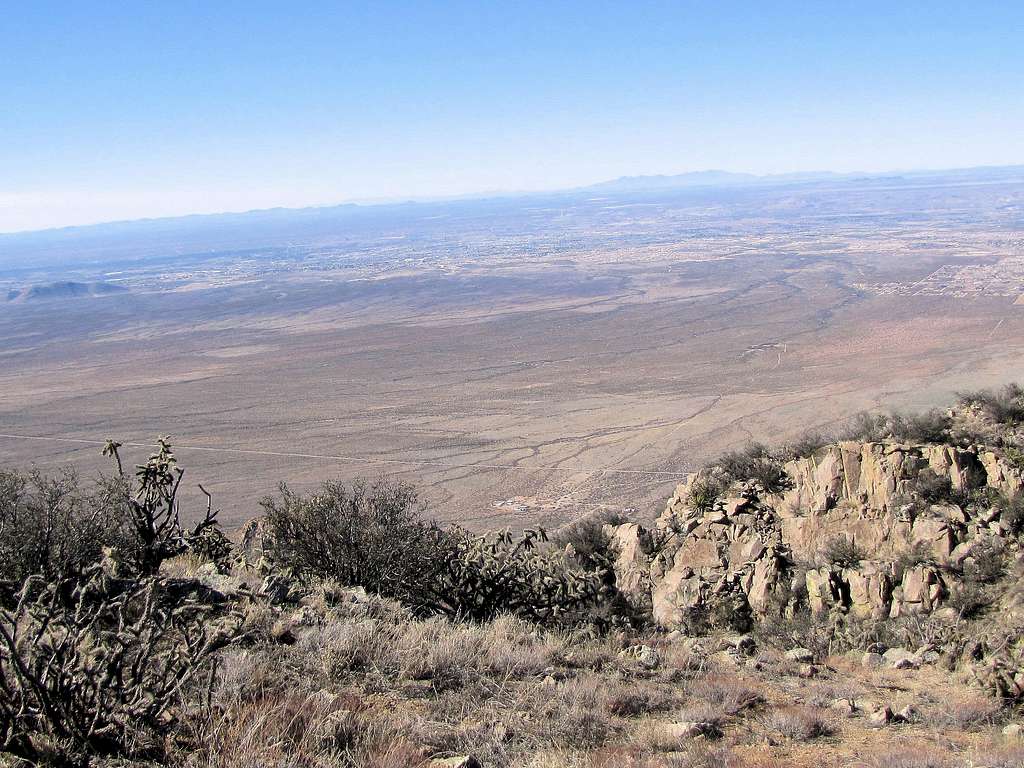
3,1,1023,231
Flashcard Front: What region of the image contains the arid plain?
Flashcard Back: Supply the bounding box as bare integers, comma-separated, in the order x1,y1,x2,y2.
3,173,1024,531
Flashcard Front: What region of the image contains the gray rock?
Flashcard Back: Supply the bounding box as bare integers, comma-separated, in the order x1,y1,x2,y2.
894,705,915,723
882,648,919,669
620,644,661,669
662,720,721,740
785,647,814,663
862,652,884,669
868,706,893,727
830,698,856,716
1003,723,1024,741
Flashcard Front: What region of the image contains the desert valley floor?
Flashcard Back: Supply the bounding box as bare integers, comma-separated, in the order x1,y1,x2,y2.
3,174,1024,531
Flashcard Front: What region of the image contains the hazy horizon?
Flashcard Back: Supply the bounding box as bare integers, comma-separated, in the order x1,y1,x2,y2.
3,2,1023,232
4,162,1024,238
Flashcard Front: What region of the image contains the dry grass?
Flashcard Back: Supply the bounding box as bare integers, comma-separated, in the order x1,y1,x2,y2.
762,705,834,741
935,695,1004,729
689,673,764,715
153,586,1018,768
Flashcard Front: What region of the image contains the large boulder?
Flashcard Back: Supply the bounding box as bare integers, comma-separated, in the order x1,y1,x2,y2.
605,522,654,609
843,563,893,619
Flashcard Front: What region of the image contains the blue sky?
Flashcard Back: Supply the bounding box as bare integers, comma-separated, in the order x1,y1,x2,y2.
2,1,1022,232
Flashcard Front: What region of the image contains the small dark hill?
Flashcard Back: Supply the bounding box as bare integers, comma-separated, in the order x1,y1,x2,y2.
7,280,129,302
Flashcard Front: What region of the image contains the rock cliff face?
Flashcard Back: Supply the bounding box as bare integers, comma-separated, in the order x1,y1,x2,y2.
605,440,1024,630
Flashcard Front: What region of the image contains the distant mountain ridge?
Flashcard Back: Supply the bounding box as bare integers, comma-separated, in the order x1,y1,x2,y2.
582,164,1024,194
2,164,1024,272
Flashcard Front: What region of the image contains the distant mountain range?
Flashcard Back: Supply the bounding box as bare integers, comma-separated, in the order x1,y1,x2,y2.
582,169,843,192
2,164,1023,272
579,165,1024,194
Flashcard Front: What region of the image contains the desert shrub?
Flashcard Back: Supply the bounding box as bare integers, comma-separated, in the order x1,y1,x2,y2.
0,467,130,584
823,536,864,568
896,541,935,571
783,430,833,460
888,410,952,444
840,411,890,443
996,492,1024,536
937,695,1003,728
958,384,1024,425
689,673,763,715
686,476,725,513
604,683,675,717
717,443,791,494
945,581,991,618
0,564,239,761
963,539,1005,584
913,469,955,504
709,589,753,633
551,509,625,571
261,477,437,594
189,525,235,570
1005,447,1024,471
263,480,604,625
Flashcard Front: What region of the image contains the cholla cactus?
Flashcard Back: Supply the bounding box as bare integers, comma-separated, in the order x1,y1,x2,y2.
0,564,240,760
103,438,220,576
412,527,605,623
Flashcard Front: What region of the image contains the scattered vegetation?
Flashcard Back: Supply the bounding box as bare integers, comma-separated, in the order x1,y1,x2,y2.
717,443,791,494
685,475,725,513
958,384,1024,426
3,383,1024,767
823,536,865,569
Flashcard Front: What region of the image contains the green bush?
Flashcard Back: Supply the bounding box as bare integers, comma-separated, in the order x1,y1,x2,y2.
687,475,726,513
260,477,438,593
963,540,1005,585
914,469,955,504
997,492,1024,536
838,412,890,443
413,527,605,624
888,410,952,443
262,479,604,625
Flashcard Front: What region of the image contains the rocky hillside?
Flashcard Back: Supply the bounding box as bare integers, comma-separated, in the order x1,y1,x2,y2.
7,388,1024,767
606,438,1022,627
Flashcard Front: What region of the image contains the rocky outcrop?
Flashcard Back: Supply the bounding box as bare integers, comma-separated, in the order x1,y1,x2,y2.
605,439,1024,631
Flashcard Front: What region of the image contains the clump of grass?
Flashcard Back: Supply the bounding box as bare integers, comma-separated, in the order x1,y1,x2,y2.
716,443,792,494
936,695,1003,729
763,706,833,741
687,475,726,513
690,674,763,716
